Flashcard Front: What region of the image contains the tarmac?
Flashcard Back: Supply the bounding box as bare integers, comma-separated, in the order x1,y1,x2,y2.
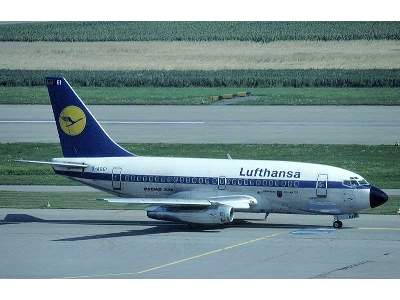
0,208,399,278
1,105,399,144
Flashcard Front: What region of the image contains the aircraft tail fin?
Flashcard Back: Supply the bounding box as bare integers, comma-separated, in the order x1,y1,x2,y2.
46,77,134,158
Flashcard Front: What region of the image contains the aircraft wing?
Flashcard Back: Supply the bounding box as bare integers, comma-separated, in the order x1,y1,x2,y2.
15,160,88,168
103,195,256,210
104,198,211,207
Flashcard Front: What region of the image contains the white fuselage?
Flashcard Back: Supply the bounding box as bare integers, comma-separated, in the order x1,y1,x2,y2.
52,156,371,216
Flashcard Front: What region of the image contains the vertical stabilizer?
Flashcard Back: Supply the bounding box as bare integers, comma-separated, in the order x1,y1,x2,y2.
46,77,134,158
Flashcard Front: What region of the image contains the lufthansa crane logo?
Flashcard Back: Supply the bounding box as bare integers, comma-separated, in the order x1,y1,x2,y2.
59,106,86,136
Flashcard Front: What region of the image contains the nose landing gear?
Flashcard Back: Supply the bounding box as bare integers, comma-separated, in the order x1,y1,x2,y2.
332,213,359,229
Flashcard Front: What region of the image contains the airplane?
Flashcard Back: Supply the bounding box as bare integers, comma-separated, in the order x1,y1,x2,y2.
17,77,388,229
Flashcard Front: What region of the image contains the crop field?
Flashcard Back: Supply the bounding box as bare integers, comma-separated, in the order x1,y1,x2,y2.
1,69,399,88
1,41,399,70
1,86,400,105
1,143,399,188
0,22,399,42
1,22,398,104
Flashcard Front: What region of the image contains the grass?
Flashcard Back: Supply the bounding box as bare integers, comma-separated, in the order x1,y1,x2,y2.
1,22,399,42
1,86,400,105
1,40,399,70
2,69,400,88
1,143,399,188
0,191,144,210
0,191,397,214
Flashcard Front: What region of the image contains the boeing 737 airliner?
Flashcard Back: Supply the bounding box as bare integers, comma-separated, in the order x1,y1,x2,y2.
18,77,388,228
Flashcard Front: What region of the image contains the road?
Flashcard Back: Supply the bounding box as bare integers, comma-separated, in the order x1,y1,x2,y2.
0,105,399,144
0,209,399,278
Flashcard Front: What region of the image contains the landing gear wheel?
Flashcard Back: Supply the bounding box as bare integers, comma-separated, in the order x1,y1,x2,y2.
333,220,343,229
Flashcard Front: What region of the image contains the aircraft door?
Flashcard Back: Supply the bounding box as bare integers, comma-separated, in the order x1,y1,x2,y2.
112,167,122,190
343,182,356,209
218,176,226,190
316,174,328,197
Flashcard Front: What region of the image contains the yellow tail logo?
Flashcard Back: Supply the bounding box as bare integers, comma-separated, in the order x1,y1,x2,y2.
59,106,86,136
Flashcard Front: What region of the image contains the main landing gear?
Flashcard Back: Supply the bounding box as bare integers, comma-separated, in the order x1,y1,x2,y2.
333,220,343,228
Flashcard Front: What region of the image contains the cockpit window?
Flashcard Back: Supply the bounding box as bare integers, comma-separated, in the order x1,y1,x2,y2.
358,179,369,185
343,178,369,187
343,180,351,186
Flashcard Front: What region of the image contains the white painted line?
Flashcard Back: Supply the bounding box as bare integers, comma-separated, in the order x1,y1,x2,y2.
102,121,205,125
0,120,54,123
0,120,205,124
359,227,400,231
62,232,280,279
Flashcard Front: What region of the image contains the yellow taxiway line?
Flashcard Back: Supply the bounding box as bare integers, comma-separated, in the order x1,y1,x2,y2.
137,232,280,274
63,232,280,278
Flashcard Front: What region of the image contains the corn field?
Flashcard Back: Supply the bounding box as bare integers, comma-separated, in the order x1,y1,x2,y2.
1,69,399,88
0,22,399,42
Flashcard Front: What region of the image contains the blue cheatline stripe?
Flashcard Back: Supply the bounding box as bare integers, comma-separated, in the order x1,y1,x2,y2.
54,170,370,190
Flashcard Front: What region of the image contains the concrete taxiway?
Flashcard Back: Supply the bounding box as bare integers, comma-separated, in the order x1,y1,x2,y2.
0,209,399,278
0,105,399,144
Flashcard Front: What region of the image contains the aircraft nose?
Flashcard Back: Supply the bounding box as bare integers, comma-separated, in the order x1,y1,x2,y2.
369,186,388,208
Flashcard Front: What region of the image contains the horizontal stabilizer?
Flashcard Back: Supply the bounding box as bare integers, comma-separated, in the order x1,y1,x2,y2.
15,160,88,168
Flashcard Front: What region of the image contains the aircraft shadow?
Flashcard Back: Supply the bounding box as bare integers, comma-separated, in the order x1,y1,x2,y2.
1,213,336,242
1,213,221,241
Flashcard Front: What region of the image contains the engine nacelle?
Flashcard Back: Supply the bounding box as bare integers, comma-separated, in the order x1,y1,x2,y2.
146,204,234,225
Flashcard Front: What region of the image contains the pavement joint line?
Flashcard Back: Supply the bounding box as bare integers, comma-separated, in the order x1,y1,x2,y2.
359,227,400,231
61,232,280,279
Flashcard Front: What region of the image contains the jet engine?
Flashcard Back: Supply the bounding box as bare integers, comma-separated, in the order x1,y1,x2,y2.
146,204,234,225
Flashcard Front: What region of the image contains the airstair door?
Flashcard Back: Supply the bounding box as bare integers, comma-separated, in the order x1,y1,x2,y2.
316,174,328,197
112,167,122,190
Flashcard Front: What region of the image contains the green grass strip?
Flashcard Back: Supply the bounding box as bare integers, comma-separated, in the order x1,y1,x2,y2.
0,191,144,210
1,143,399,188
1,86,400,105
0,191,397,214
